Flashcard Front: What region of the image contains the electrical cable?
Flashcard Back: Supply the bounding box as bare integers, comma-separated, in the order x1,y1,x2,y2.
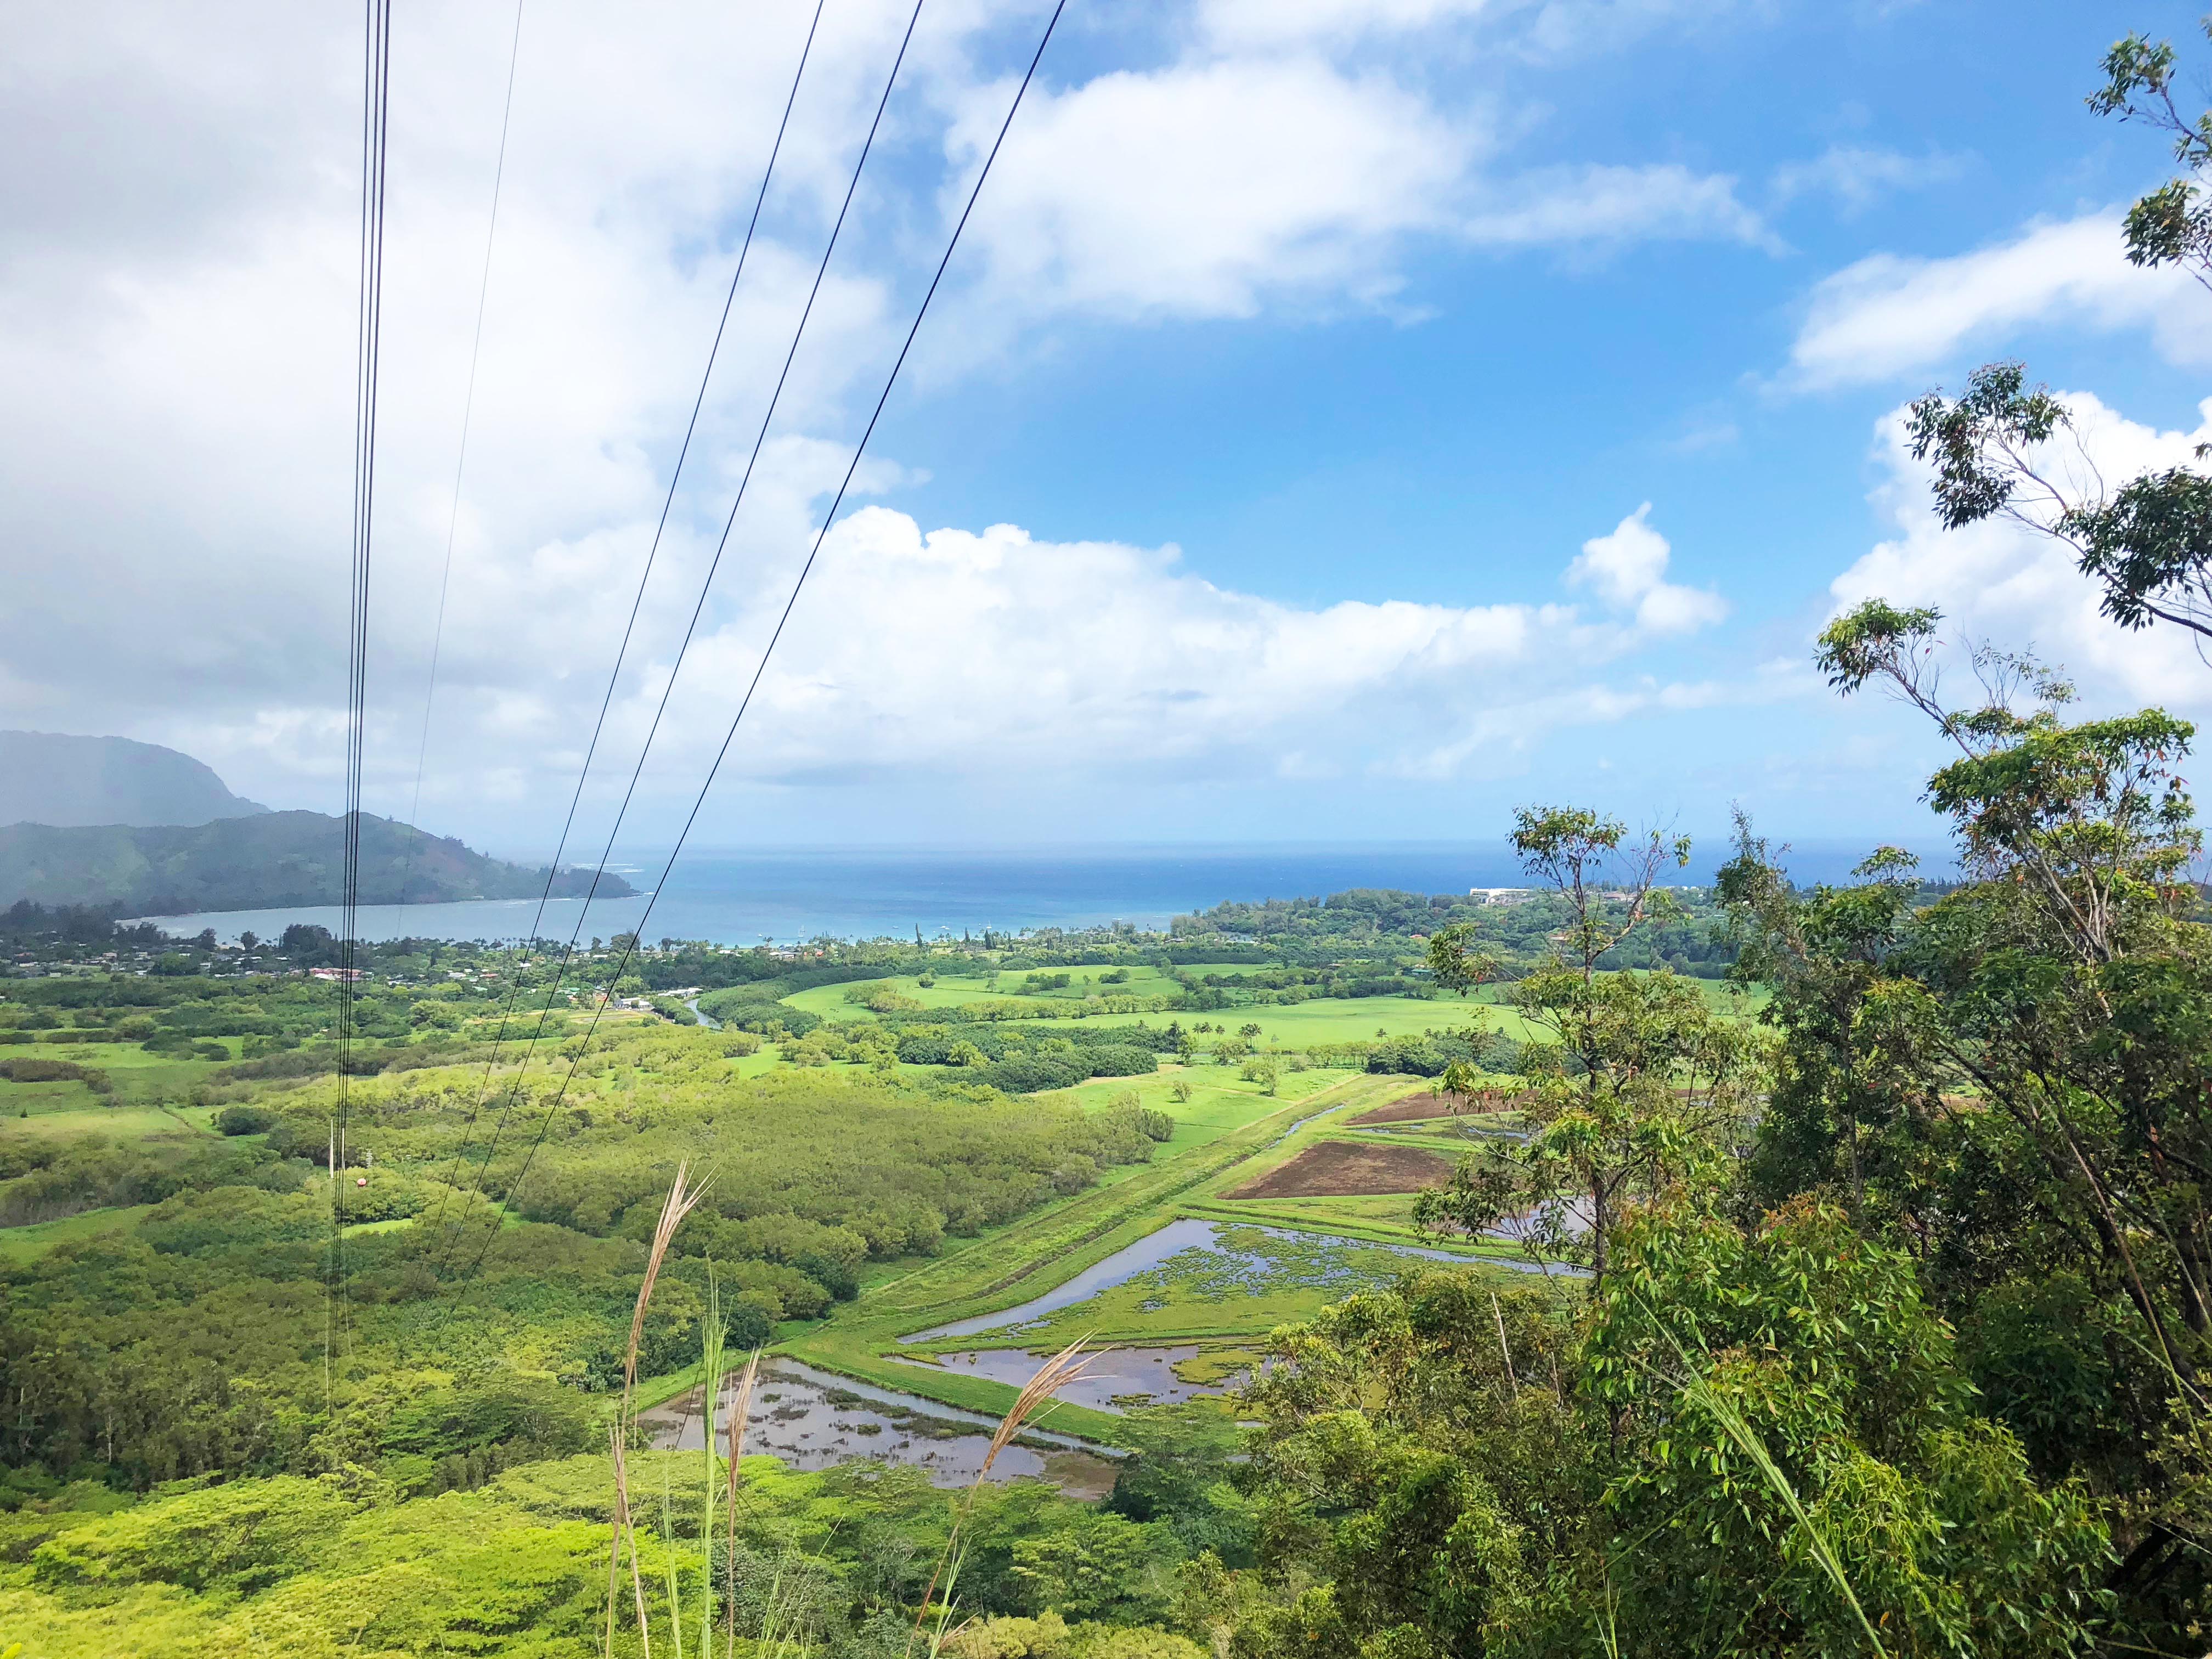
425,0,931,1273
333,0,394,1383
418,0,828,1246
437,0,1071,1306
394,0,526,902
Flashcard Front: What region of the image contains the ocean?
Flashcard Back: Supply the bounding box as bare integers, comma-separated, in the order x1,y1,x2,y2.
143,839,1922,946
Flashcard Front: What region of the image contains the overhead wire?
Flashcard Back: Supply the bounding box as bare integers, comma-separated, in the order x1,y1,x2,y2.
394,0,527,903
417,0,828,1247
436,0,1072,1305
425,0,932,1275
333,0,395,1385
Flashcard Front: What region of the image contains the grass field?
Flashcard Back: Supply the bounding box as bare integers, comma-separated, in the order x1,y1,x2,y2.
1046,1064,1348,1155
778,967,1759,1056
0,1203,156,1263
781,962,1294,1023
0,1102,218,1143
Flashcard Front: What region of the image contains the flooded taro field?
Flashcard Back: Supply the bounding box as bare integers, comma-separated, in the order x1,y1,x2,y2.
897,1344,1235,1412
640,1357,1120,1498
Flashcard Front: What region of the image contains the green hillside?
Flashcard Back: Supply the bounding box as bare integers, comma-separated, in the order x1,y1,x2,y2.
0,810,635,912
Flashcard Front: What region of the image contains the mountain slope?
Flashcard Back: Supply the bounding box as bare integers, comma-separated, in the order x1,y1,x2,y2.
0,811,636,912
0,730,268,828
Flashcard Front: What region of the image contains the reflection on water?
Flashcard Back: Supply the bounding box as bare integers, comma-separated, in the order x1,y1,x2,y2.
904,1217,1539,1346
905,1218,1225,1343
639,1357,1119,1499
897,1344,1239,1414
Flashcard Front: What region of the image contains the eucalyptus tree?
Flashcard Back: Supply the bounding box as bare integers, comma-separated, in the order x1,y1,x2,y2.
1717,599,2212,1633
1899,29,2212,648
1421,808,1761,1287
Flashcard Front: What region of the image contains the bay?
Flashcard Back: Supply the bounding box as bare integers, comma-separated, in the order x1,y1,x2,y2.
140,838,1914,946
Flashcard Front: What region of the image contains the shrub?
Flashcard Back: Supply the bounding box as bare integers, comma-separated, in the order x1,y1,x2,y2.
792,1249,860,1301
0,1057,111,1094
1081,1045,1158,1079
30,1476,353,1594
214,1104,276,1136
988,1056,1086,1094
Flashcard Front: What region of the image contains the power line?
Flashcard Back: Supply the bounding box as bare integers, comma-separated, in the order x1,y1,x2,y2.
427,0,929,1272
419,0,828,1248
333,0,395,1386
395,0,526,899
439,0,1071,1304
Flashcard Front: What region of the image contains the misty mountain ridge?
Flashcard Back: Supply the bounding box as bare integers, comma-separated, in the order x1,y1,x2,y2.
0,730,267,829
0,810,637,914
0,732,632,912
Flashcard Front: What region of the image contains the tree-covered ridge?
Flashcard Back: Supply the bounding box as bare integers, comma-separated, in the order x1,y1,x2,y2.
1172,883,1739,977
0,810,633,912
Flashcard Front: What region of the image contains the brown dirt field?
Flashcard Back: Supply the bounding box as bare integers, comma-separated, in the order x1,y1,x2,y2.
1351,1090,1526,1126
1222,1139,1458,1199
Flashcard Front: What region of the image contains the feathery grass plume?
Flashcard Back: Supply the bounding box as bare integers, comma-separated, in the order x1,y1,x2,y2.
607,1163,712,1659
623,1161,710,1409
725,1348,760,1659
910,1338,1102,1656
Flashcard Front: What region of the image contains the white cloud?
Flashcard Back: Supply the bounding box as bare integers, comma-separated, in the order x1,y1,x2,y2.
1198,0,1496,47
1195,0,1749,55
1788,211,2212,388
583,503,1737,800
954,56,1477,322
0,0,1770,841
1463,163,1773,251
1566,504,1729,634
1770,144,1968,215
1830,391,2212,713
951,65,1769,335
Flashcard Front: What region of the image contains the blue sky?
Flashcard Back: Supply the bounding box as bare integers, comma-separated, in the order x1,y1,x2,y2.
5,0,2210,867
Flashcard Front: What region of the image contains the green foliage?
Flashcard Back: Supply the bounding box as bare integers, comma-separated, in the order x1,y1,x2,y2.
0,810,636,913
30,1475,355,1595
1895,16,2212,657
1417,809,1758,1284
0,1058,112,1097
1580,1199,2112,1657
213,1103,274,1135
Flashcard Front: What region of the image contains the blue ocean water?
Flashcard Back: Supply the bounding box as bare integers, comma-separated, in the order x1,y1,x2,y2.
145,839,1926,946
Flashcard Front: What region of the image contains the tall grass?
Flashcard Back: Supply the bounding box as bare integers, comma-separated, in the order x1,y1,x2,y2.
608,1163,709,1659
609,1169,1104,1659
908,1338,1101,1658
724,1349,759,1659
